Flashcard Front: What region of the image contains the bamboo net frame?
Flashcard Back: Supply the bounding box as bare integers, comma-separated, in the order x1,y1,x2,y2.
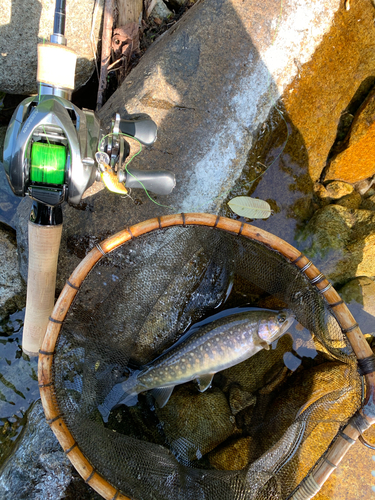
38,213,375,500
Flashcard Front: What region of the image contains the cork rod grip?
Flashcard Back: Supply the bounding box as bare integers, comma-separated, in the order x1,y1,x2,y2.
23,221,63,356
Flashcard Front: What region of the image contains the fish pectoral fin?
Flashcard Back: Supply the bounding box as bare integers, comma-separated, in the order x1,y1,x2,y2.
260,340,270,351
196,374,214,392
151,386,174,408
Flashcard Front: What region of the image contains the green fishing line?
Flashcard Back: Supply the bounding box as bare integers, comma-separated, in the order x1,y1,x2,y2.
30,142,66,184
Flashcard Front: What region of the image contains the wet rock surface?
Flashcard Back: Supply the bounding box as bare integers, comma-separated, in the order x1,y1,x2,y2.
339,277,375,335
0,222,25,319
208,435,255,470
298,204,375,285
280,0,375,184
324,87,375,184
0,400,102,500
256,361,361,486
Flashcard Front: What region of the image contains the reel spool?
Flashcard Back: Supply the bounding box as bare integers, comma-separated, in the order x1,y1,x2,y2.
30,142,66,185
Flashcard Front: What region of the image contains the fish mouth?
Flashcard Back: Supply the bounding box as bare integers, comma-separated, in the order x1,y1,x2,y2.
279,309,295,333
281,314,295,333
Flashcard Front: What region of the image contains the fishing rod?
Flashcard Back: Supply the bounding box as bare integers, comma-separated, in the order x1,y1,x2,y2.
2,0,175,356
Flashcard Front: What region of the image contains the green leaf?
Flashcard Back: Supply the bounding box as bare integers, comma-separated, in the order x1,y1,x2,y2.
228,196,272,219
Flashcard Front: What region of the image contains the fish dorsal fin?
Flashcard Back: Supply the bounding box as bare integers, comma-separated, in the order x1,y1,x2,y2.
151,386,174,408
196,374,214,393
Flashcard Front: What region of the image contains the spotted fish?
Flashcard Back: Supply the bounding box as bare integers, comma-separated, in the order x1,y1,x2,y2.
99,309,294,421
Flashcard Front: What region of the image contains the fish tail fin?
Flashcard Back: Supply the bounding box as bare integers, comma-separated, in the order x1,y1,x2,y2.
98,377,139,423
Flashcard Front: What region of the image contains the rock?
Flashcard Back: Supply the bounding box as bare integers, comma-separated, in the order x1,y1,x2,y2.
208,436,255,470
339,277,375,335
315,432,375,500
150,0,173,20
0,400,103,500
0,400,71,499
324,87,375,184
229,385,256,415
156,385,236,462
298,204,375,285
335,190,362,209
0,0,103,94
281,0,375,183
325,181,354,199
361,193,375,210
315,347,375,500
355,176,375,196
0,221,25,319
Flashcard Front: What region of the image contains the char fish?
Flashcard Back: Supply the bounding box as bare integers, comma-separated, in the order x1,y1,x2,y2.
99,309,294,421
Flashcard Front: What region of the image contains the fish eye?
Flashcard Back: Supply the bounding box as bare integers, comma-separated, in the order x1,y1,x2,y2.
277,313,286,324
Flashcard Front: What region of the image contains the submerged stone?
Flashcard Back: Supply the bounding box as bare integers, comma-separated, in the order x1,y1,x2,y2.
298,204,375,285
208,436,255,470
258,362,361,488
156,385,236,462
335,191,362,210
361,193,375,210
324,181,354,200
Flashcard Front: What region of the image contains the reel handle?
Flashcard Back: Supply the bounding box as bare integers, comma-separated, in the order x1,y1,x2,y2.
119,118,157,146
22,206,62,356
124,167,176,195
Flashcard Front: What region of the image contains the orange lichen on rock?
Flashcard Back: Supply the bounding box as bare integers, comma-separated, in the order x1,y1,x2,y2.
282,0,375,183
324,88,375,183
324,121,375,183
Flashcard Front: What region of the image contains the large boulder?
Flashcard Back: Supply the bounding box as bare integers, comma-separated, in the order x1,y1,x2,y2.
280,0,375,183
0,0,103,94
15,0,343,287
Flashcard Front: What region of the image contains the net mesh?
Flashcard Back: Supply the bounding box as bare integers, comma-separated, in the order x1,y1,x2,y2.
52,226,361,499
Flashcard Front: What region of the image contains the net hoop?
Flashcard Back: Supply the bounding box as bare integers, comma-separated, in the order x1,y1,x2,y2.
38,213,375,500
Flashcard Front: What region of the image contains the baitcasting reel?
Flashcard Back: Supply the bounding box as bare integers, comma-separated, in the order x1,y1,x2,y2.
3,97,175,207
2,0,175,356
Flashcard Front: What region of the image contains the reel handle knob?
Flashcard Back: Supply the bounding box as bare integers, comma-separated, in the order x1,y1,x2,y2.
124,167,176,195
119,118,157,146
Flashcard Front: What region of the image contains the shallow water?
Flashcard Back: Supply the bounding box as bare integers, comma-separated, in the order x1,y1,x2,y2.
0,309,39,466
